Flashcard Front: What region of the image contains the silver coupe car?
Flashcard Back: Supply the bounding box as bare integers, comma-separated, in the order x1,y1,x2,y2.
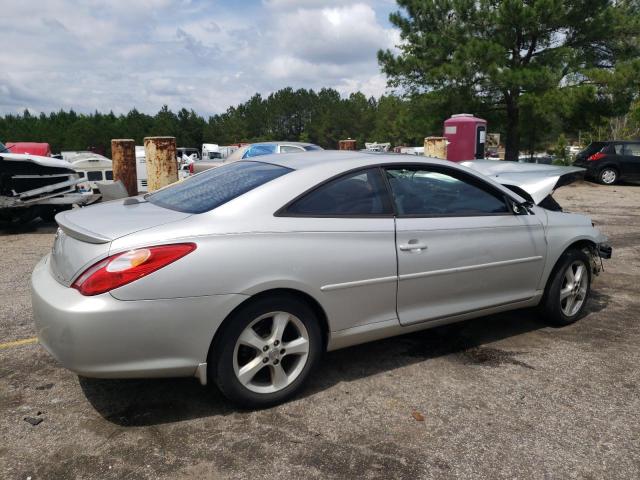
31,151,611,407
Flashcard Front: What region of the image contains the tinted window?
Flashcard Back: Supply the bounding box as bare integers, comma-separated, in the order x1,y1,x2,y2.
386,168,508,216
87,171,103,181
286,168,392,216
105,170,113,180
147,161,291,214
243,144,277,158
623,143,640,156
304,145,323,151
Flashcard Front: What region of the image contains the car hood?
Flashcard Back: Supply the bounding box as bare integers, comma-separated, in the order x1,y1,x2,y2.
0,152,77,171
460,160,585,204
55,198,192,244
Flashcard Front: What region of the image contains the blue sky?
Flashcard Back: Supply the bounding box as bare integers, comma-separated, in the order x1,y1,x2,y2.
1,0,400,117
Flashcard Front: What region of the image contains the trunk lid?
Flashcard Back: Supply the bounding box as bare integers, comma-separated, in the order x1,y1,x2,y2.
50,198,191,285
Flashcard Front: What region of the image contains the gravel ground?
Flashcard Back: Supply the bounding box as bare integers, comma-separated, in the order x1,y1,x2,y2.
1,180,639,479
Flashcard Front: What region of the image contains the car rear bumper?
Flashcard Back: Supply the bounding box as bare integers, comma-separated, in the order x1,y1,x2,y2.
31,254,247,381
572,161,599,176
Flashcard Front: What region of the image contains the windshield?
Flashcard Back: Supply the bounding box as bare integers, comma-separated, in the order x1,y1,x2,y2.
146,161,291,214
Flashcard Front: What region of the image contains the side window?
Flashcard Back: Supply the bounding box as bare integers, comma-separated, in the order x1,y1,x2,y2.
280,145,305,153
623,143,640,157
285,168,392,216
87,171,103,181
385,167,509,216
105,170,113,180
243,144,277,158
614,144,624,155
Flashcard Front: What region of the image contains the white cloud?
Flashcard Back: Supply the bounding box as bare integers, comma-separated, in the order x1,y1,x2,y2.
0,0,399,116
272,4,396,65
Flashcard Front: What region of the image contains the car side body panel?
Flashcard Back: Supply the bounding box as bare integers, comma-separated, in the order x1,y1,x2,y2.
111,219,398,332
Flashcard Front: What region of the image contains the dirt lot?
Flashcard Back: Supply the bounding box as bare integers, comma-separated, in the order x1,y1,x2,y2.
1,181,639,479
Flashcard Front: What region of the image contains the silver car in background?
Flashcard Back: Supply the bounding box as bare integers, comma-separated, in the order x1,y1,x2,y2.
31,151,611,407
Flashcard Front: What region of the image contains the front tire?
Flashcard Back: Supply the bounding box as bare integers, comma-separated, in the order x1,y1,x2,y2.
540,249,591,326
598,167,618,185
209,295,322,408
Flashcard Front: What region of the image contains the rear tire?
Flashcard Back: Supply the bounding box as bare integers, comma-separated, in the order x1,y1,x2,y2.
539,249,591,326
209,295,322,408
598,167,618,185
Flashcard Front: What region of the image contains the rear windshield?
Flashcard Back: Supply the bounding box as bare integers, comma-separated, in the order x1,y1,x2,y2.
579,142,606,157
146,161,291,214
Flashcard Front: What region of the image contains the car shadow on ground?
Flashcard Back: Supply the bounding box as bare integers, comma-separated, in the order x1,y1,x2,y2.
80,304,597,427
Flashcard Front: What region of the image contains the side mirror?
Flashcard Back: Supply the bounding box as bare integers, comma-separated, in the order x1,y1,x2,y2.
511,200,534,215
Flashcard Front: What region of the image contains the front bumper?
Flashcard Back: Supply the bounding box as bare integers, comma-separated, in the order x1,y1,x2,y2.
31,254,247,381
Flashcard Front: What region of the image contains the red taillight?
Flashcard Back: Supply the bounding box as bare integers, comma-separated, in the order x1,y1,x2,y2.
188,162,194,175
588,152,606,161
72,243,196,296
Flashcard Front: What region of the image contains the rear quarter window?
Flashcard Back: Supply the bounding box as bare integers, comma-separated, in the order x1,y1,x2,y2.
147,161,291,214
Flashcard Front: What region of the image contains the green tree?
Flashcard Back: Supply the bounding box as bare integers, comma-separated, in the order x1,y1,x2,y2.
553,133,569,165
378,0,640,160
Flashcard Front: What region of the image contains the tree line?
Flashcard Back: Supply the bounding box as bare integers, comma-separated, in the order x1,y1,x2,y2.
1,85,638,158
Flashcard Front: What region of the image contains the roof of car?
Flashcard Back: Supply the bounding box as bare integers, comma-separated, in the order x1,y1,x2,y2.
254,150,450,170
253,141,317,147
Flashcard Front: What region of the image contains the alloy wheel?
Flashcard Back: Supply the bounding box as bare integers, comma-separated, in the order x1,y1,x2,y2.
232,311,310,394
559,260,588,317
600,169,617,184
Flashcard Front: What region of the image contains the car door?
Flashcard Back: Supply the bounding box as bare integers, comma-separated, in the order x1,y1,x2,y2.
276,167,398,331
622,143,640,179
385,165,547,326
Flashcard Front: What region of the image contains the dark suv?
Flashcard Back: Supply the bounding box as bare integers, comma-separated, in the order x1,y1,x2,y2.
573,141,640,185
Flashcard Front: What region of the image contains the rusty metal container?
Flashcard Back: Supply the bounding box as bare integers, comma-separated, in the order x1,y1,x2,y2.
111,139,138,196
424,137,448,160
144,136,178,192
338,139,357,151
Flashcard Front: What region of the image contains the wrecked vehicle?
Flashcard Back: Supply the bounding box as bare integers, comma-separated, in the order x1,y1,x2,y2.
0,141,98,224
32,151,610,408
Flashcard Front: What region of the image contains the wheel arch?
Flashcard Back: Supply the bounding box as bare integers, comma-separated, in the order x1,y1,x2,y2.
208,288,330,361
543,238,596,296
